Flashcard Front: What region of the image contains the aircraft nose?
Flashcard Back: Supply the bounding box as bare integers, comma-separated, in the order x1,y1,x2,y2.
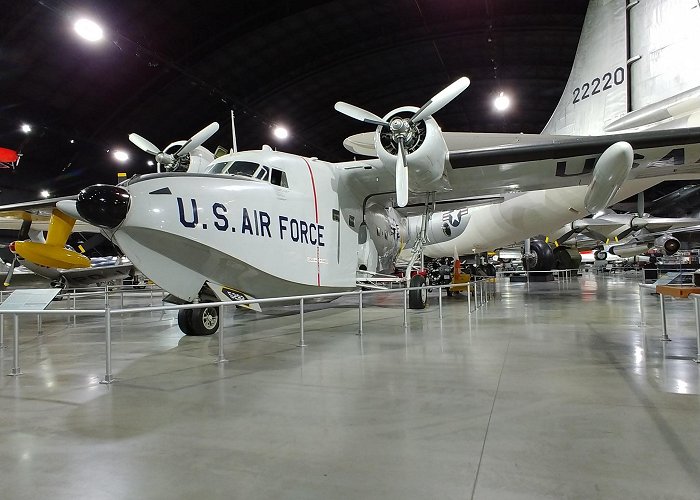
76,184,131,228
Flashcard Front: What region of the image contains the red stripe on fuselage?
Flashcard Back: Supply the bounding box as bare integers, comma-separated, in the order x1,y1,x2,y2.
302,158,321,286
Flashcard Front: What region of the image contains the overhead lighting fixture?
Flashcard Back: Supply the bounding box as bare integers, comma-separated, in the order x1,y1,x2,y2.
273,126,289,140
494,92,511,112
147,160,154,166
40,190,50,198
21,123,31,134
113,150,129,163
74,18,104,42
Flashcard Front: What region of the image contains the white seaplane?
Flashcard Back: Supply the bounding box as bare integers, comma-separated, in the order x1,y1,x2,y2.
6,0,700,336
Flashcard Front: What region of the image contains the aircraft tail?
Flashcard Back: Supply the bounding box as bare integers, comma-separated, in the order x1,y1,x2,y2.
544,0,700,136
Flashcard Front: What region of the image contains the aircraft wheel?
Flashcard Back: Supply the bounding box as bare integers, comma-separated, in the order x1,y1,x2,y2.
481,263,496,276
188,306,220,336
523,239,554,271
594,250,608,261
177,309,194,335
408,274,428,309
553,247,582,269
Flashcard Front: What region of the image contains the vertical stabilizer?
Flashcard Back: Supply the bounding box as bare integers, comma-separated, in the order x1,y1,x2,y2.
545,0,700,136
543,0,628,135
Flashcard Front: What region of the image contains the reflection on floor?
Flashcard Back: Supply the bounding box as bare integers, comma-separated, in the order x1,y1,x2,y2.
1,274,699,499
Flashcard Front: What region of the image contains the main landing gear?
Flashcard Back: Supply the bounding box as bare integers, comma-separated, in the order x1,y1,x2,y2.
178,305,220,336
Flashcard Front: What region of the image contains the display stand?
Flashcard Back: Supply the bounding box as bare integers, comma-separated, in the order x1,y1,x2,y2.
1,289,60,376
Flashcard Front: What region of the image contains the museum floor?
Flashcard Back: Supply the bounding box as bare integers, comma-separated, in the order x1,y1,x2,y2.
1,273,699,499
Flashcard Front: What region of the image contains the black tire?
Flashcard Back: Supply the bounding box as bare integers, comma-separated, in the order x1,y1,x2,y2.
177,309,194,335
408,274,427,309
188,306,220,336
523,239,555,271
482,263,496,276
594,250,608,261
553,247,582,270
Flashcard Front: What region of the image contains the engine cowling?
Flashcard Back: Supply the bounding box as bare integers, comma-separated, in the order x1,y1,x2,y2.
374,106,451,194
654,235,680,256
405,208,470,247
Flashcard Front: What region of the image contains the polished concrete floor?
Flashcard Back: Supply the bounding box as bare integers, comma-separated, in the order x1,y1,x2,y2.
1,274,699,499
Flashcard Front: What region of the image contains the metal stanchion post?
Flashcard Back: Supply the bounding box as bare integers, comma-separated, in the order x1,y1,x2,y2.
120,288,124,309
467,282,472,314
693,296,700,363
0,313,4,349
438,286,443,320
659,294,671,342
638,284,645,326
9,314,21,376
216,306,227,363
37,314,42,334
403,288,408,327
100,306,114,384
480,280,484,305
357,290,363,335
297,298,306,347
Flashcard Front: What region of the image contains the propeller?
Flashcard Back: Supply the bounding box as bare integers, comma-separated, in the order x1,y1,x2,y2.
129,122,220,172
3,254,18,287
335,76,470,207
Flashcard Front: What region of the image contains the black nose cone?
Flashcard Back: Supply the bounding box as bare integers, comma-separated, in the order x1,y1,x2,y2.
76,184,131,228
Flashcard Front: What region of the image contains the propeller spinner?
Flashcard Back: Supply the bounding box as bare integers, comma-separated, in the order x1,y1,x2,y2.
335,77,470,207
129,122,220,172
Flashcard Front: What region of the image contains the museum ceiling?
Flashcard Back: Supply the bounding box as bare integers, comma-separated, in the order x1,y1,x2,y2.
0,0,594,201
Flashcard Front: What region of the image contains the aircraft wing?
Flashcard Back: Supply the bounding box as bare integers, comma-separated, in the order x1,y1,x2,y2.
445,127,700,195
639,217,700,232
0,196,99,232
342,127,700,202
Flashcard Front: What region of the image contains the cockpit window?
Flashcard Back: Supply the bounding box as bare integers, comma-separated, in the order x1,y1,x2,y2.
208,160,288,188
254,165,270,181
226,161,259,177
208,161,229,174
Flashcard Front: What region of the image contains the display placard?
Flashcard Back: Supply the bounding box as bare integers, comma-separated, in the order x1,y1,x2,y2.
0,289,61,311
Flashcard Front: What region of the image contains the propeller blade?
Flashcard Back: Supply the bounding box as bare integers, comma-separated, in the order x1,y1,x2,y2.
175,122,220,158
128,133,160,155
334,102,388,127
616,227,635,240
4,256,17,287
396,138,409,207
18,219,31,241
555,229,577,246
637,191,645,217
585,229,610,243
358,221,368,245
411,76,470,123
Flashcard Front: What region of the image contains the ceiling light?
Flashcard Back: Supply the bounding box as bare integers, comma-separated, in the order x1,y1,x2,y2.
74,18,104,42
273,126,289,140
69,139,75,144
113,150,129,162
494,92,511,112
147,160,154,166
40,190,50,198
21,123,31,133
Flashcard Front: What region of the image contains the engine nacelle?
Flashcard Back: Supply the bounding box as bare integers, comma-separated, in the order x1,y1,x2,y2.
357,203,404,273
405,208,470,247
654,235,681,255
608,243,651,258
374,106,451,194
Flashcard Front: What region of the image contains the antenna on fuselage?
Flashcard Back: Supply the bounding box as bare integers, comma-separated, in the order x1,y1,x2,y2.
231,110,238,153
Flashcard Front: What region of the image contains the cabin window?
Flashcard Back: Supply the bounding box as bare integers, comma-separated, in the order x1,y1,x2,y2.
270,168,288,188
